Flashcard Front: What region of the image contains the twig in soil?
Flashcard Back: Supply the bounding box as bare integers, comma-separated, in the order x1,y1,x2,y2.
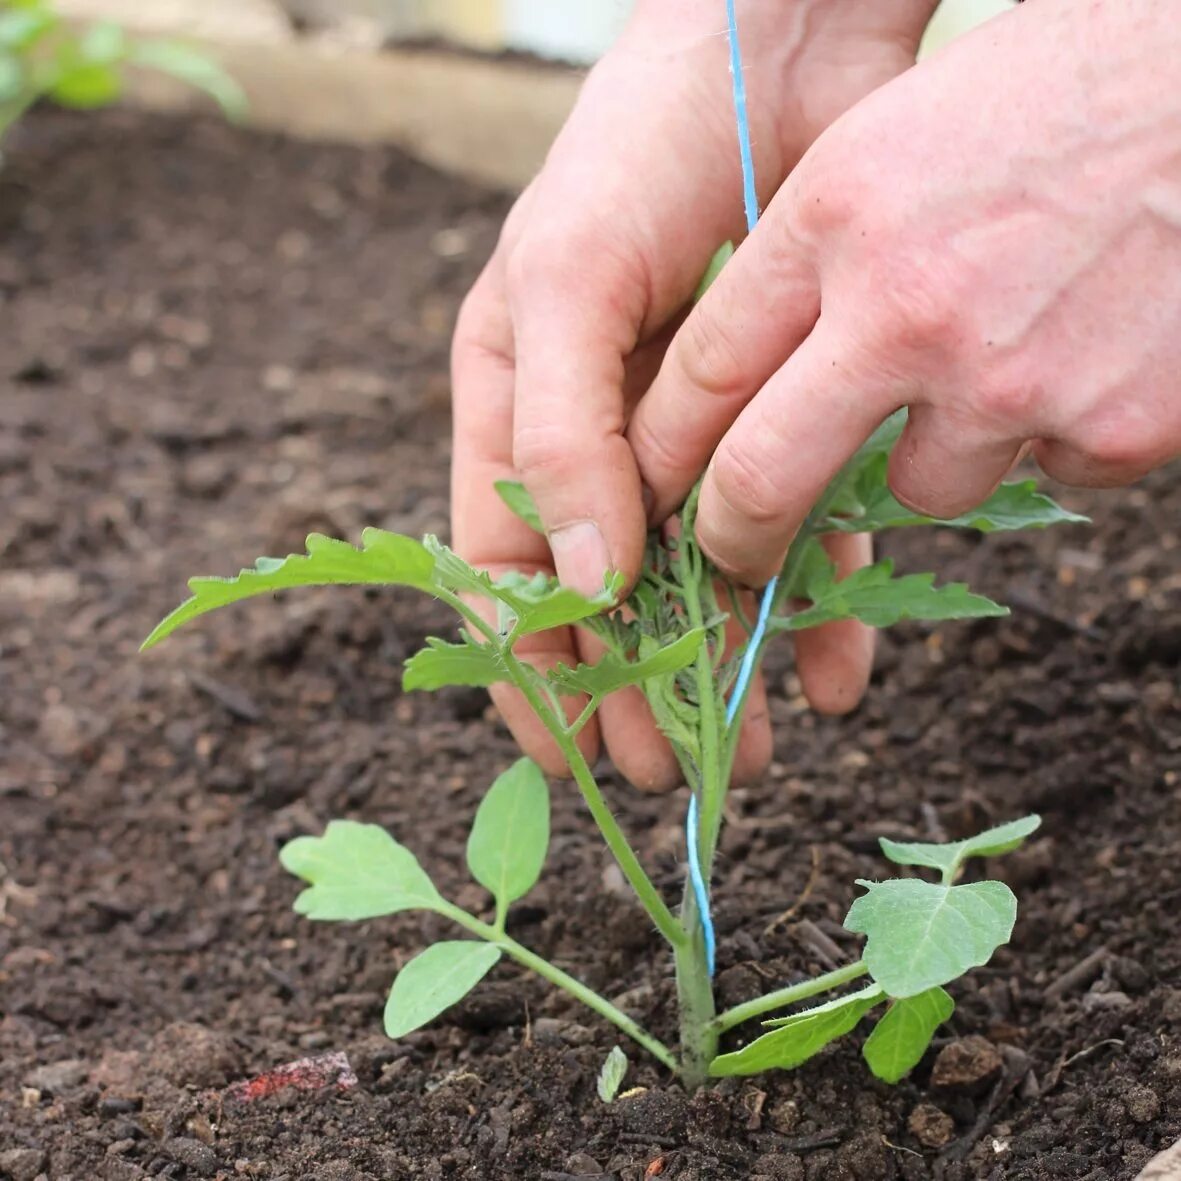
793,918,845,969
882,1135,922,1159
188,671,262,722
935,1049,1027,1169
1005,585,1103,640
763,846,821,935
1042,1037,1125,1093
618,1133,680,1149
1044,945,1109,1000
1062,1037,1124,1068
777,1128,843,1153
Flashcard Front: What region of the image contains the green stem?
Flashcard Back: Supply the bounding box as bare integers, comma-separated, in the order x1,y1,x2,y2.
436,589,684,950
503,649,685,950
711,961,870,1034
674,887,719,1088
442,904,679,1073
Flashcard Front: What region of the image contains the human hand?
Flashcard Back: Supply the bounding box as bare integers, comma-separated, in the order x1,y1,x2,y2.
451,0,933,788
630,0,1181,586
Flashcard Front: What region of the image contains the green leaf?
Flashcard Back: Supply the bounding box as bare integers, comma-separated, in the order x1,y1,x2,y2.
48,61,121,108
695,241,734,301
776,543,1007,631
422,537,621,635
142,529,436,649
0,51,21,103
403,634,508,692
384,941,501,1038
880,815,1041,879
597,1046,628,1103
491,567,623,635
547,628,706,697
79,20,127,64
862,987,954,1084
466,758,550,913
0,7,56,51
710,985,883,1077
494,480,543,533
825,465,1087,536
280,820,442,920
844,879,1018,998
130,40,248,121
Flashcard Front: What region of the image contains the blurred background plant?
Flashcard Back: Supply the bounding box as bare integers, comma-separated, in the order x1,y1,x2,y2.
0,0,245,146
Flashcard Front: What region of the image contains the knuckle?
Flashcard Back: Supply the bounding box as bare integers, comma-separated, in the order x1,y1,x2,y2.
712,436,789,526
676,309,749,402
512,420,576,478
875,256,963,352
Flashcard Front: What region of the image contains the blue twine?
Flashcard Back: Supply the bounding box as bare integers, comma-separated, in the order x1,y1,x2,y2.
684,0,777,978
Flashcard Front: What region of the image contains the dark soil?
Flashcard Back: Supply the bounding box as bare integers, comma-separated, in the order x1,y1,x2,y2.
1,109,1179,1181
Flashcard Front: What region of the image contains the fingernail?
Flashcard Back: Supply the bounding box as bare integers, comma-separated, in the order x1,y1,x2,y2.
549,520,611,597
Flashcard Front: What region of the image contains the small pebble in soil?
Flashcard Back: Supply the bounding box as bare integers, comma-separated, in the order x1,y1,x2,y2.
1120,1083,1161,1124
24,1058,88,1093
751,1152,805,1181
908,1103,957,1149
0,1147,48,1181
147,1021,243,1088
164,1136,217,1176
931,1035,1004,1092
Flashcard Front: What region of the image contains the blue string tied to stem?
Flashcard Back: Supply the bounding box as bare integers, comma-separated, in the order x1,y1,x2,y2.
684,0,777,979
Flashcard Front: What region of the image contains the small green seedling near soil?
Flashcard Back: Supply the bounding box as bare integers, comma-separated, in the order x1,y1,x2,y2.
0,0,245,146
144,248,1082,1089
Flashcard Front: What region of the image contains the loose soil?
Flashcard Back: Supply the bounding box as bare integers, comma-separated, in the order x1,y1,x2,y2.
1,110,1178,1181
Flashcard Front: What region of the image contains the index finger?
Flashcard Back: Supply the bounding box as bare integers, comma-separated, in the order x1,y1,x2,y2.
451,250,601,775
627,198,823,525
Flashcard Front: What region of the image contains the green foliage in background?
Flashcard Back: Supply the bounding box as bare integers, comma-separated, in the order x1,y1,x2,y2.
0,0,245,145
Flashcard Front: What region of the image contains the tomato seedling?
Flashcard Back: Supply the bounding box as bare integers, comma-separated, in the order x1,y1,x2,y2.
144,252,1082,1089
0,0,245,146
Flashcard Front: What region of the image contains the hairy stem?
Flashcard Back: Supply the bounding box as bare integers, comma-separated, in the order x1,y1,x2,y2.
712,961,870,1034
436,589,684,950
674,887,719,1089
442,904,679,1073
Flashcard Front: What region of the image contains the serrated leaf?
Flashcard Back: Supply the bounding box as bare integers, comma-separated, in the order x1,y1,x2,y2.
824,461,1088,536
384,942,501,1038
547,627,706,696
880,815,1041,879
143,529,436,649
423,536,622,635
494,480,544,533
862,987,954,1083
466,758,549,912
130,40,248,120
403,634,508,692
280,820,442,920
845,879,1017,998
597,1046,628,1103
775,542,1007,631
709,985,883,1077
492,567,623,634
694,241,734,300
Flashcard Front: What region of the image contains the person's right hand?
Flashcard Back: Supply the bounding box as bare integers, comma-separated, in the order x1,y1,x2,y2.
628,0,1181,589
451,0,937,789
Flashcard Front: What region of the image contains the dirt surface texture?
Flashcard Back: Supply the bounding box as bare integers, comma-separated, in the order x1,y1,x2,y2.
1,110,1179,1181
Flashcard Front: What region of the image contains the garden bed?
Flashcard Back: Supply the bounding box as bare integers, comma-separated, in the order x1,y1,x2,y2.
0,109,1178,1181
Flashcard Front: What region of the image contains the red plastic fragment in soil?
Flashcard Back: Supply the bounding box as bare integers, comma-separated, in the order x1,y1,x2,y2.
225,1051,357,1103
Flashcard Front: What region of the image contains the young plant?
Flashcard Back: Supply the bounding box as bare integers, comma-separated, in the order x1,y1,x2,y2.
143,253,1083,1089
0,0,245,146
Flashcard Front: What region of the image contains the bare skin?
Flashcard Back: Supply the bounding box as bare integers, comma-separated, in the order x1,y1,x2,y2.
452,0,1181,787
